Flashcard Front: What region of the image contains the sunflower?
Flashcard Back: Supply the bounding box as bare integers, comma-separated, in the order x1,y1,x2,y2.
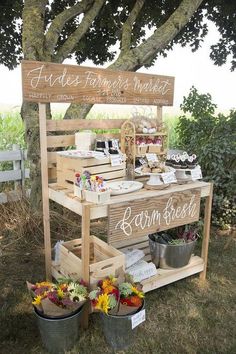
95,293,110,314
32,295,43,305
131,286,144,298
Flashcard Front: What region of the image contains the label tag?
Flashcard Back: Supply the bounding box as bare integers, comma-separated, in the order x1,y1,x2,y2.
191,166,202,180
162,172,177,184
146,153,158,163
131,309,146,329
110,155,122,166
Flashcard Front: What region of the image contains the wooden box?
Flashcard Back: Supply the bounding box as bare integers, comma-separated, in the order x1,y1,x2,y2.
57,152,126,189
148,145,162,153
136,145,148,155
84,190,110,204
58,236,125,285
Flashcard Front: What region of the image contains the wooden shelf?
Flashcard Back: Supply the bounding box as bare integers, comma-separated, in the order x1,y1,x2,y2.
126,132,167,137
141,256,204,293
49,181,212,220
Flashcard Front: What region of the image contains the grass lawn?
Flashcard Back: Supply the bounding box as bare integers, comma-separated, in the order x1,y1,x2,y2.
0,204,235,354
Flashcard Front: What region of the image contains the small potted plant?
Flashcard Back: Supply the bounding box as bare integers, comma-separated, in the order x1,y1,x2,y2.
89,275,145,351
149,225,199,269
27,278,88,354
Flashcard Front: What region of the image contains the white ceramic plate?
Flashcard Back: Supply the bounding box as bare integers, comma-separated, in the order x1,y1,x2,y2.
107,181,143,195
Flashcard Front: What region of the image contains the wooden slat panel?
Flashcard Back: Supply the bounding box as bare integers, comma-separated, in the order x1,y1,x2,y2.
46,119,126,132
47,151,58,164
47,135,75,148
0,169,29,183
0,150,22,162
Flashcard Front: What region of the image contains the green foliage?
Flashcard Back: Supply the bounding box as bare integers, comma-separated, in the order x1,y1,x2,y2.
1,1,236,70
0,112,25,150
176,87,236,229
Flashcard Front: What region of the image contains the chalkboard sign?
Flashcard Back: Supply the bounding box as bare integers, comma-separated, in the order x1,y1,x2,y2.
21,60,175,105
108,189,201,244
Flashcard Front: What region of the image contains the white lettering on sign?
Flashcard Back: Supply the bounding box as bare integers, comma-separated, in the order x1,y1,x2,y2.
115,206,161,237
115,195,198,237
133,77,171,95
131,309,146,329
27,65,82,89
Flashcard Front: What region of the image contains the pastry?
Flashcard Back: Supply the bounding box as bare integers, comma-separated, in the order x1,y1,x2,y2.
142,166,151,173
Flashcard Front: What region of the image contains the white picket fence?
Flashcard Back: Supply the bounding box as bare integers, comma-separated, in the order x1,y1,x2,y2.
0,144,30,204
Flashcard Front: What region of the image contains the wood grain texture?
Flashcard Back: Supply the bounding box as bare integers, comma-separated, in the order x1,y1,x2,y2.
200,182,213,280
46,119,126,132
22,60,174,105
108,189,201,245
141,256,204,293
39,103,52,280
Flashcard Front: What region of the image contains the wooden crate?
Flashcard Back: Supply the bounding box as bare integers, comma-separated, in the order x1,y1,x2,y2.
57,153,126,189
58,235,125,285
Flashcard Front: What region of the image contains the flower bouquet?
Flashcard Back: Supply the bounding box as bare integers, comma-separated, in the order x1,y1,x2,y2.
27,278,88,318
89,275,144,316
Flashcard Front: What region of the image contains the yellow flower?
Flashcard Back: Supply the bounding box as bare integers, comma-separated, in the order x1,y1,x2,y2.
131,286,144,298
36,281,53,288
95,293,110,314
32,295,43,305
57,288,64,298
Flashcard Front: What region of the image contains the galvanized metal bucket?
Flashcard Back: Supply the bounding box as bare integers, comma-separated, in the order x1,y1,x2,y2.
149,234,197,269
100,301,145,351
34,305,84,354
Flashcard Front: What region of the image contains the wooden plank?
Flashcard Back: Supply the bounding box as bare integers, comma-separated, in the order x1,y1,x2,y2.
46,119,126,132
0,149,22,162
21,60,175,106
0,169,29,183
48,186,107,220
107,181,211,205
0,170,21,182
108,189,201,245
200,183,213,281
47,135,75,148
47,151,58,164
49,182,211,221
39,103,52,280
141,256,204,293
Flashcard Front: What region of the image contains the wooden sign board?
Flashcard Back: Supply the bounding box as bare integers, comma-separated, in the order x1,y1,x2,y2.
108,189,201,245
21,60,174,106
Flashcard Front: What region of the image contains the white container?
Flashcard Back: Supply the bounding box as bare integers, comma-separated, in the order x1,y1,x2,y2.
84,190,110,204
75,130,96,151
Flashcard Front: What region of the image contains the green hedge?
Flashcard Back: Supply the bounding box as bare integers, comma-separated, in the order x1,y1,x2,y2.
176,87,236,229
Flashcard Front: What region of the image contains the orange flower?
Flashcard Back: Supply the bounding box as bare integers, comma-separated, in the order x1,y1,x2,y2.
103,285,117,294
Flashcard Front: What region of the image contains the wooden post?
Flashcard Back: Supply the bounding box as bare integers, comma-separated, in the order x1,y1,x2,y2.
199,182,213,280
38,103,52,280
157,106,163,125
81,203,91,328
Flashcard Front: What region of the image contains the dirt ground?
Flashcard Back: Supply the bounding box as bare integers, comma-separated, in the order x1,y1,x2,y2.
0,201,236,354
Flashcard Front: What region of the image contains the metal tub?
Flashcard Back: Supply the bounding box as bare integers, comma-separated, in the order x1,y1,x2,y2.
35,305,84,354
149,234,197,269
100,301,145,351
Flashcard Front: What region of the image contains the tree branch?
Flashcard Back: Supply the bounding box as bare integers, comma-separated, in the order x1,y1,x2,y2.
22,0,48,60
121,0,145,53
133,0,204,64
64,0,204,119
53,0,105,63
45,0,94,56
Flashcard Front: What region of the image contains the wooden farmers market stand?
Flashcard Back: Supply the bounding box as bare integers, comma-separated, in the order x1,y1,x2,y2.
21,60,213,315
